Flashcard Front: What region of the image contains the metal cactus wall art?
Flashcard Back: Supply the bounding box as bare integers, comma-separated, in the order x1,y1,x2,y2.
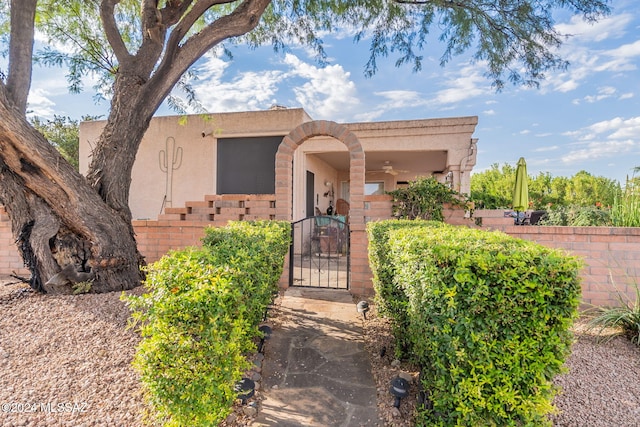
159,137,183,208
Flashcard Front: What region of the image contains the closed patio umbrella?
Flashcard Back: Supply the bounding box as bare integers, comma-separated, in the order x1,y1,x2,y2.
512,157,529,224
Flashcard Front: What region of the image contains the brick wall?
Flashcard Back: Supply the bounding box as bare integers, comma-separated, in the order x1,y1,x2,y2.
0,206,29,276
3,202,637,306
0,195,277,278
474,209,640,307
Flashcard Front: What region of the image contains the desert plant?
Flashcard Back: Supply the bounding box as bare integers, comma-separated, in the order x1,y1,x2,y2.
611,176,640,227
72,280,92,294
587,280,640,346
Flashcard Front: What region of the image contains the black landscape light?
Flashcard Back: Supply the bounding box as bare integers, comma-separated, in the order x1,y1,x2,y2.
416,371,434,411
235,377,255,405
257,324,272,353
356,301,370,320
389,376,410,408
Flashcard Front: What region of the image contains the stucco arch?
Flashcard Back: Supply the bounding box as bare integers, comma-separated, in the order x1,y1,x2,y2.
275,120,365,229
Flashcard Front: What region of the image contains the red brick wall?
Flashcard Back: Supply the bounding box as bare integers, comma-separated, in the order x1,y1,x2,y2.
133,219,210,264
0,207,29,276
474,209,640,307
3,203,638,306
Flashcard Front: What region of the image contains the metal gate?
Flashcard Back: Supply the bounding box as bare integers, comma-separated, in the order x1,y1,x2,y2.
289,216,350,289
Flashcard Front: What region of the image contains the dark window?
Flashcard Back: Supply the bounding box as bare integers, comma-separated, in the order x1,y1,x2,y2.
217,136,283,194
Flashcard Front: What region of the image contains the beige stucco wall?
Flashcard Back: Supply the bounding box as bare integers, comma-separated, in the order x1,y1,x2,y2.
79,109,477,221
303,155,341,217
80,109,312,220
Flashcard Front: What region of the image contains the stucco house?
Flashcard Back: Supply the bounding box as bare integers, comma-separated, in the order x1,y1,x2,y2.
80,108,478,221
79,107,478,294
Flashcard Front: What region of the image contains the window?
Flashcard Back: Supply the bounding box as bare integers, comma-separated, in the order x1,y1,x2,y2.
365,182,385,195
217,136,283,194
340,181,350,202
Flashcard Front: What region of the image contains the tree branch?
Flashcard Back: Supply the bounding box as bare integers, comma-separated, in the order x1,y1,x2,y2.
165,0,235,53
145,0,271,112
100,0,132,64
160,0,195,29
6,0,37,114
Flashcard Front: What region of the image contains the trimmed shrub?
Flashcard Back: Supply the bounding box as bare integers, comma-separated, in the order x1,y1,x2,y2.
202,220,291,326
370,220,582,426
124,220,291,426
367,220,448,354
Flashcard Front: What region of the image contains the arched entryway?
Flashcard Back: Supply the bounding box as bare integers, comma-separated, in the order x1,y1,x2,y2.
275,120,370,295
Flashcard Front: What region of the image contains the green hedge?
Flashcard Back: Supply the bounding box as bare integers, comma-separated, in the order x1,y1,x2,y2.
201,220,291,327
367,220,447,354
124,220,291,426
368,220,582,426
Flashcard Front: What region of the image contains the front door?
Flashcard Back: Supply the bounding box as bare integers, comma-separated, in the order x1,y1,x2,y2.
289,216,350,289
306,171,315,218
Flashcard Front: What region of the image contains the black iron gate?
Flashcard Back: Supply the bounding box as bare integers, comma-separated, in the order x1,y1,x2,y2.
289,216,350,289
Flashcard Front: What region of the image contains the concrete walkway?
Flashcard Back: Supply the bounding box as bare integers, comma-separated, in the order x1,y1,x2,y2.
253,288,379,427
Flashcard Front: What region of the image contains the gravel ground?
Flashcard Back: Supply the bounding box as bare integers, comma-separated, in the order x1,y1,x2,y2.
1,277,639,426
0,278,145,427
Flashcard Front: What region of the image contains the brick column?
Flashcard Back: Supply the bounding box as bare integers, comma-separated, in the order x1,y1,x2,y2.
274,121,370,294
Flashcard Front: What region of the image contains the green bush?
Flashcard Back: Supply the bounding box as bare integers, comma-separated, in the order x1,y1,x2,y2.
539,205,612,226
387,176,467,221
202,220,291,326
124,220,291,426
367,220,448,354
370,221,582,426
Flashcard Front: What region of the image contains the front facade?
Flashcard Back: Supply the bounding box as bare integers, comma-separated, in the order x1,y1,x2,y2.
79,108,478,222
79,108,478,295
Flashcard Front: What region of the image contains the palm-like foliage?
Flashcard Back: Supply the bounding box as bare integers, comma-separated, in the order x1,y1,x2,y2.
587,281,640,346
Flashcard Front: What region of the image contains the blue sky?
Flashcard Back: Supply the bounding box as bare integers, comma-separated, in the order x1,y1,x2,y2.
21,0,640,184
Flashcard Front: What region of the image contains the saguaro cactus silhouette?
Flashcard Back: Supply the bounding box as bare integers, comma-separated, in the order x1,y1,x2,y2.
159,137,183,208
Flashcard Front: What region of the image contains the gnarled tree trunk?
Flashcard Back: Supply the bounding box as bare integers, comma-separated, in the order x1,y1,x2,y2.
0,87,144,294
0,0,271,294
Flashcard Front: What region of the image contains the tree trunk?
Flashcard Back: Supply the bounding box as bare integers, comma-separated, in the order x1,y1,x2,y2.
0,0,272,294
0,89,144,294
85,73,158,224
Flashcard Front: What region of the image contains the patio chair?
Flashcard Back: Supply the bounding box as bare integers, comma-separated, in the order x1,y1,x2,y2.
335,198,349,221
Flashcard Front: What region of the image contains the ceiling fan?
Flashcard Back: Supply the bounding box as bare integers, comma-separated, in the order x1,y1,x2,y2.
367,161,407,176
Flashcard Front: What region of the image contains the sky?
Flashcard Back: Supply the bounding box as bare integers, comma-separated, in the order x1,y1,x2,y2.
20,0,640,185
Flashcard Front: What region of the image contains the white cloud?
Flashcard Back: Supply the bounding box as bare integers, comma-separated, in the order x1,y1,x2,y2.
533,145,558,152
605,39,640,60
188,53,285,113
483,109,496,115
561,116,640,163
283,54,360,121
371,90,426,110
434,63,492,104
195,52,229,81
197,69,284,112
561,139,637,163
594,40,640,73
582,86,617,103
555,13,632,42
541,12,638,94
26,88,56,119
